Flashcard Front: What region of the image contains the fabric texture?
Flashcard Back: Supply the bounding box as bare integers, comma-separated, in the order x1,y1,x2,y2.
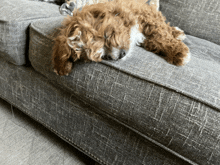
0,98,96,165
0,59,189,165
0,0,61,65
160,0,220,46
28,0,64,5
28,17,220,165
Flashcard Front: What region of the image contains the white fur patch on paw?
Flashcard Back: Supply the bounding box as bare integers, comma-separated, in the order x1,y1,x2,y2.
150,0,160,11
175,27,183,32
177,34,186,41
54,69,59,75
175,27,186,41
182,52,191,65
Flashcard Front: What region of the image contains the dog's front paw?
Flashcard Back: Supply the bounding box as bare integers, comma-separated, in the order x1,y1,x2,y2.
53,61,73,76
167,50,191,66
182,52,191,65
175,27,186,41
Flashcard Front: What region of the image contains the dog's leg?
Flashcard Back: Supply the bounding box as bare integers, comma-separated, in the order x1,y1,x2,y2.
52,36,75,76
53,54,73,76
142,33,191,66
137,5,190,66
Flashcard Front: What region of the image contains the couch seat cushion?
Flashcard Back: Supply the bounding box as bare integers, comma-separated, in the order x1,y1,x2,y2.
0,0,61,65
160,0,220,46
29,17,220,164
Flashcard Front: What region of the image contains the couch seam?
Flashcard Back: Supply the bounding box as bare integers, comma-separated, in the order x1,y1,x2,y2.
61,86,198,165
37,77,198,165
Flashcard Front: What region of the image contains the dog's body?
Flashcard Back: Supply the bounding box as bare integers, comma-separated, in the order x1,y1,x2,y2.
53,0,190,76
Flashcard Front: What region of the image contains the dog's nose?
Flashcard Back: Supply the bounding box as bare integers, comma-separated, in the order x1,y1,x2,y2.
119,49,126,59
101,54,112,60
102,49,127,60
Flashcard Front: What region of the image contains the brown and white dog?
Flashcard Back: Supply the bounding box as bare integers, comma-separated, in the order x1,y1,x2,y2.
53,0,190,76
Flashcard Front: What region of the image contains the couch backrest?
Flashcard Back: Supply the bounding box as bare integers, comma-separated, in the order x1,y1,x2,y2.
0,0,61,65
160,0,220,45
28,0,65,5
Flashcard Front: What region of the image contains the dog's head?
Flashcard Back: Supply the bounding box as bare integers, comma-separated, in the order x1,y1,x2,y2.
52,15,106,75
67,27,105,62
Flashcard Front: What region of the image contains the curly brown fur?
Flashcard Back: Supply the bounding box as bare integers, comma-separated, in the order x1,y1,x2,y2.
53,0,190,76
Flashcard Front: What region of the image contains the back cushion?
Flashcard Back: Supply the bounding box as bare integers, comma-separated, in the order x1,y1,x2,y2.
0,0,61,65
160,0,220,45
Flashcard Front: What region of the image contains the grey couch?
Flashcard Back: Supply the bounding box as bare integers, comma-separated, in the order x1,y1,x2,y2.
1,0,220,164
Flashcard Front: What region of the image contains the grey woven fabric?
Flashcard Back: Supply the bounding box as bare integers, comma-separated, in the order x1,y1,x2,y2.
0,59,188,165
160,0,220,46
0,98,96,165
28,17,220,164
29,0,64,5
0,0,61,65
